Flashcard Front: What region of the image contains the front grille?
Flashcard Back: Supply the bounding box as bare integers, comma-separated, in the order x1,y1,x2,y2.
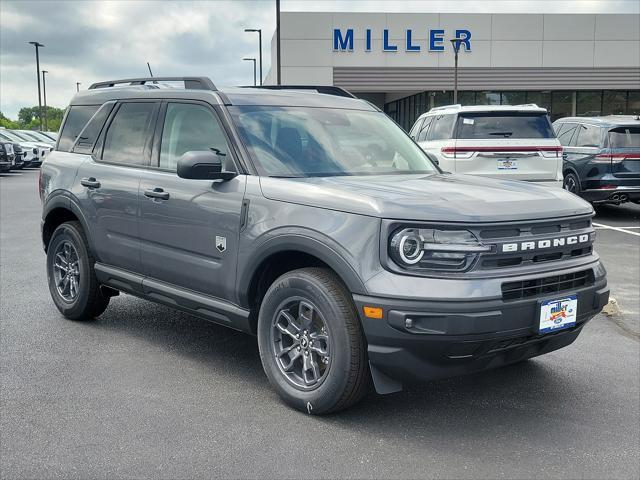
501,269,595,301
477,215,594,270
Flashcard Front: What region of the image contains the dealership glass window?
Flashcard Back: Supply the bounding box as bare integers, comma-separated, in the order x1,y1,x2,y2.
550,92,573,121
433,91,453,107
602,91,627,115
458,91,475,106
501,91,526,106
627,91,640,115
416,92,428,117
576,91,603,116
476,91,500,105
526,92,552,112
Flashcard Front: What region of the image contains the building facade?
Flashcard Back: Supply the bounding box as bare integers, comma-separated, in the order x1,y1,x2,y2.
266,12,640,130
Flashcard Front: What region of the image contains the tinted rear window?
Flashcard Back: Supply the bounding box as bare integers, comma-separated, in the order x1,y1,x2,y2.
456,112,555,139
608,126,640,148
72,102,116,154
58,105,100,152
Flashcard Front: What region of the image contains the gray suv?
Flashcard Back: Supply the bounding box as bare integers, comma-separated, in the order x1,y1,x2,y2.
40,77,609,414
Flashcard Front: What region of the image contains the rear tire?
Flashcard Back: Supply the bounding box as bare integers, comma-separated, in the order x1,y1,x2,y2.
257,267,369,414
563,172,580,195
46,221,110,321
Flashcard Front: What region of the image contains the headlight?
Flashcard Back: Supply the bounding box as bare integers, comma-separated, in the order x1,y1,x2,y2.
389,227,492,272
33,148,38,154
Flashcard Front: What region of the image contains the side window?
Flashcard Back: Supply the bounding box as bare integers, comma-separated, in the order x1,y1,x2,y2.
72,102,116,154
58,105,100,152
417,116,433,142
575,124,602,148
409,118,424,138
428,114,455,141
101,102,157,166
557,122,579,147
159,103,234,172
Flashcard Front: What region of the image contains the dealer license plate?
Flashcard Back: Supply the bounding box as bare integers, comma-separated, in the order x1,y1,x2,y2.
539,295,577,334
497,159,518,170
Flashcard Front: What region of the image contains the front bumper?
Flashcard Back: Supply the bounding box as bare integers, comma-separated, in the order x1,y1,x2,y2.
353,266,608,392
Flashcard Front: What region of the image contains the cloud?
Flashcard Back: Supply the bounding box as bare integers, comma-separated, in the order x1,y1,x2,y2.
0,0,275,118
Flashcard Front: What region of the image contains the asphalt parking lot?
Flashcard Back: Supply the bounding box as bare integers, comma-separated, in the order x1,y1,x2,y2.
1,169,639,479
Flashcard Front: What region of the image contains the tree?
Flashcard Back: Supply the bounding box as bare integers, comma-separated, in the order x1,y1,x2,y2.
0,111,20,129
7,106,66,131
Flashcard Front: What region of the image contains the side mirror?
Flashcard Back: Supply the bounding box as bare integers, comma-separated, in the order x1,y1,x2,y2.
176,151,237,181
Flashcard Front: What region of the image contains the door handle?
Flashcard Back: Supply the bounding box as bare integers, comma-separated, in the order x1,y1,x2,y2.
144,187,170,200
81,177,101,188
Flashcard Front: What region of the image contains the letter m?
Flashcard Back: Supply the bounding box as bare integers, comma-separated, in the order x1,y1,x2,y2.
333,29,354,51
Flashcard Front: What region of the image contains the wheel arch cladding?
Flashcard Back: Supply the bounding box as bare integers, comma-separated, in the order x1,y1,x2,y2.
42,196,93,255
240,237,368,332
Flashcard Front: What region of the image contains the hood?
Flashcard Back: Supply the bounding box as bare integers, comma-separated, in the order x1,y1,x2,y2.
259,173,593,223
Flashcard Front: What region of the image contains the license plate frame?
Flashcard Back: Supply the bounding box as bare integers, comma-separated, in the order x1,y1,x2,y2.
538,295,578,334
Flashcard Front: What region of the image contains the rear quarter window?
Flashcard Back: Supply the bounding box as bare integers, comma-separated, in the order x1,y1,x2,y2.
608,126,640,148
455,112,555,139
58,105,100,152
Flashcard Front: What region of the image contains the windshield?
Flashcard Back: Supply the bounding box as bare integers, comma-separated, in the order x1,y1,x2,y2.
456,112,555,139
0,131,24,142
6,131,35,142
229,106,439,177
608,126,640,148
21,131,51,142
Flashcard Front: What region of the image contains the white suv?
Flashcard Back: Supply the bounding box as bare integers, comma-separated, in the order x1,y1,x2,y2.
409,104,563,187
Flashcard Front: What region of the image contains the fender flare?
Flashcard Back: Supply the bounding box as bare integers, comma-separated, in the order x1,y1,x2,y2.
236,232,368,307
42,192,97,258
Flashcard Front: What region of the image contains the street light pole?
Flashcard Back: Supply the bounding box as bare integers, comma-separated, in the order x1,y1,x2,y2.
449,38,463,104
243,57,257,86
244,29,263,85
28,41,45,129
76,82,81,92
42,70,48,131
276,0,281,85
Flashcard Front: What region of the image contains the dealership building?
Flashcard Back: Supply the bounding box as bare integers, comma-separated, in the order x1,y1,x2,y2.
265,12,640,130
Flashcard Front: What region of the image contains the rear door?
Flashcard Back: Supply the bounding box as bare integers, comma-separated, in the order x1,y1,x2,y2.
451,111,561,181
73,101,159,276
608,125,640,180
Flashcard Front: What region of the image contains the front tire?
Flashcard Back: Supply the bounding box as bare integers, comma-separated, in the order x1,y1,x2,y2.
46,221,109,321
257,268,369,414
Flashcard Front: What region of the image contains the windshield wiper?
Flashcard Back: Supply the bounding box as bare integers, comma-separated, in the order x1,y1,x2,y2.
488,131,513,137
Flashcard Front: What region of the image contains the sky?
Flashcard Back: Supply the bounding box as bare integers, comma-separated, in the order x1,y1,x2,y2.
1,0,638,119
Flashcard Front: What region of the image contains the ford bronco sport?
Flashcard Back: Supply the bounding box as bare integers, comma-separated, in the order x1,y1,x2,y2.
41,77,609,414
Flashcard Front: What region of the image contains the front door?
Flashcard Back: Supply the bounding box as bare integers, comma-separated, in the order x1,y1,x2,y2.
138,101,246,303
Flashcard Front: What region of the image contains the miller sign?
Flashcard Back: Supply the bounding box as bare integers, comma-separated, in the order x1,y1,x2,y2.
333,28,472,53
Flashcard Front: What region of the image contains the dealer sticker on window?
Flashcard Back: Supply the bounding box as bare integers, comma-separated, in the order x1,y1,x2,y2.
497,159,518,170
539,295,577,334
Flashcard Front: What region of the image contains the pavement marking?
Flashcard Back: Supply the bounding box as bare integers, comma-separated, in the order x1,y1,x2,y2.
593,222,640,237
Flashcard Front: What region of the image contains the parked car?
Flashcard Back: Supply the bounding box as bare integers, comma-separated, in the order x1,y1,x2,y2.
0,141,15,172
11,143,25,169
0,130,45,167
553,116,640,205
40,77,608,414
40,131,58,142
14,129,55,146
409,104,563,187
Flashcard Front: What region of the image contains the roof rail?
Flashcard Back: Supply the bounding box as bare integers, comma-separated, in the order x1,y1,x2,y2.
88,77,217,91
429,104,462,112
242,85,356,98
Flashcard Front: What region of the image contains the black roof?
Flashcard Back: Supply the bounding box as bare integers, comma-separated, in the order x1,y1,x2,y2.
70,78,376,111
554,115,640,127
